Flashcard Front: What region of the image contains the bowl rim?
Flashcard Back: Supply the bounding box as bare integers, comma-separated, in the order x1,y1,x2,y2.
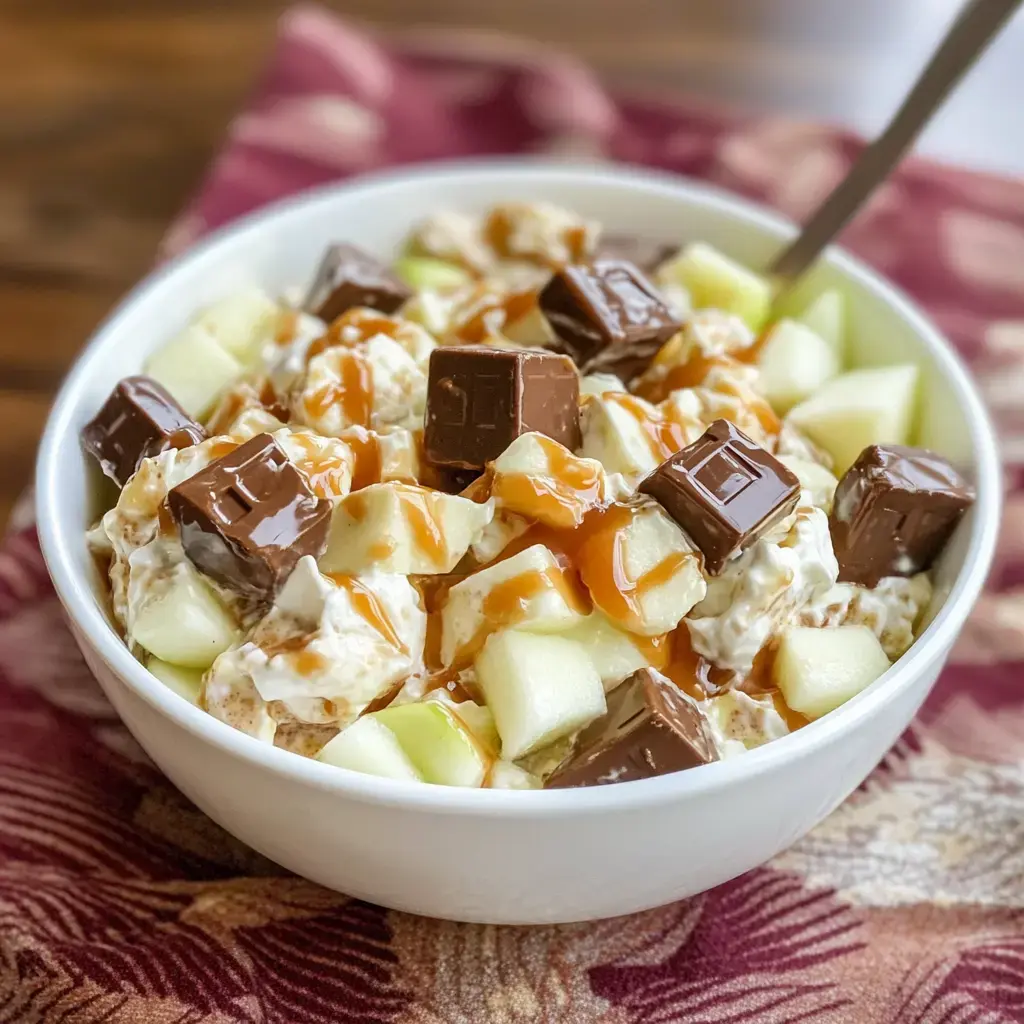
35,158,1002,817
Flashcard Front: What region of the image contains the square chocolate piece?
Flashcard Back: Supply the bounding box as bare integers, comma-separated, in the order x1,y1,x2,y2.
830,444,975,587
547,668,718,788
423,347,581,470
539,259,682,380
303,243,412,323
168,433,332,600
81,376,205,488
639,419,800,574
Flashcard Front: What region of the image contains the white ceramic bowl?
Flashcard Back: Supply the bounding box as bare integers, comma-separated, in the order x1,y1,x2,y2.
36,161,1001,924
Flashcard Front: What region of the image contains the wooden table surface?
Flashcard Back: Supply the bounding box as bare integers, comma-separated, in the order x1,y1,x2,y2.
2,0,1022,527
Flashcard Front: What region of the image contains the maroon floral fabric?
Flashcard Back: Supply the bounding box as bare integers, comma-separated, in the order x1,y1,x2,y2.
5,6,1024,1019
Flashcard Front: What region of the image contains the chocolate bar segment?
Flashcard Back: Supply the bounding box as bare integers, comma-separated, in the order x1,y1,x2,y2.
830,444,975,587
639,419,800,574
539,260,682,380
81,376,205,487
303,243,412,323
547,667,718,788
168,433,332,600
423,346,581,470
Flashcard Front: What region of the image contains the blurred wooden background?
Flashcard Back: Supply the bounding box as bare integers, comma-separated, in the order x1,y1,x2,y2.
2,0,1022,527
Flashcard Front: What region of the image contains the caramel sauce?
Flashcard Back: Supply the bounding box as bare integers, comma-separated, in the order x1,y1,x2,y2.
491,435,604,528
305,309,403,365
565,224,590,262
461,500,686,639
286,648,329,678
633,353,735,404
451,566,587,668
206,438,241,461
257,378,290,423
304,349,373,428
156,503,175,537
604,393,688,463
482,208,513,257
421,668,480,705
394,486,448,568
275,309,301,346
362,680,405,715
326,573,408,655
342,427,383,491
455,289,538,343
412,574,468,671
205,385,254,436
573,503,691,632
287,433,352,500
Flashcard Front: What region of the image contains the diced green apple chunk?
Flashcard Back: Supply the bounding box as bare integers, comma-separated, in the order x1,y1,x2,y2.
797,288,846,359
475,630,606,760
445,700,501,757
757,318,840,413
194,288,281,364
773,625,891,719
145,324,243,419
146,658,203,704
374,701,491,787
131,565,239,669
560,612,653,692
317,715,422,781
786,364,919,474
660,242,772,331
393,255,473,293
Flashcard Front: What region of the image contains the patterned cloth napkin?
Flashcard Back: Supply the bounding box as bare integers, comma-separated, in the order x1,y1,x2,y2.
6,6,1023,1019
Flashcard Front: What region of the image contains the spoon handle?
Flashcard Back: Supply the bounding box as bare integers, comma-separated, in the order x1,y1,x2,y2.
769,0,1022,290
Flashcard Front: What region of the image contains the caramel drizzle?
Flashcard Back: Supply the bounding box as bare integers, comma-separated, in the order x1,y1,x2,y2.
304,348,374,428
454,288,538,343
275,309,301,346
604,394,689,464
450,565,590,669
394,486,449,569
287,433,352,499
326,573,408,655
491,436,604,528
482,208,590,267
342,426,383,491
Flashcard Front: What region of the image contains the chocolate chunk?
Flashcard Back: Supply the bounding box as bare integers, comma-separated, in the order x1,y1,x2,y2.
423,346,581,470
81,376,205,488
539,260,682,381
168,433,332,600
547,668,718,788
830,444,975,587
303,243,412,322
596,235,678,275
639,419,800,574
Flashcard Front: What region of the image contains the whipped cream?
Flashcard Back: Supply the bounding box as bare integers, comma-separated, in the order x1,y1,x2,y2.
205,558,426,726
800,573,933,659
687,505,839,678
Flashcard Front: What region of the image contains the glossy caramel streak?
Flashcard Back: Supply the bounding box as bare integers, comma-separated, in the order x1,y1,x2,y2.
451,566,587,668
342,427,383,491
455,289,538,343
605,393,688,462
491,436,604,528
304,349,374,428
395,486,449,568
327,573,408,655
287,433,352,499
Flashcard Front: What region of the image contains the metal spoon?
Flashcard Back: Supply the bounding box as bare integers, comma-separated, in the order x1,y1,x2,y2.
769,0,1022,299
